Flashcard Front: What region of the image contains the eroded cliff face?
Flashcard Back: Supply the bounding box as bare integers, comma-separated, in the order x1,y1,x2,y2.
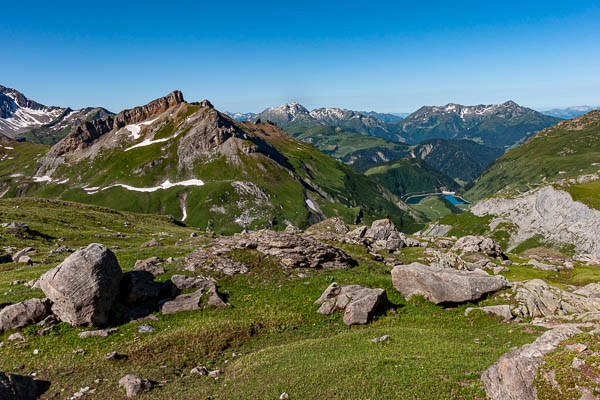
472,186,600,258
48,90,185,158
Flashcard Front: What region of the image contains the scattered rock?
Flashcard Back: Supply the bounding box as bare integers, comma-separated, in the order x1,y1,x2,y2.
565,343,587,352
105,351,127,361
15,256,32,265
11,247,34,263
7,332,25,342
170,275,214,290
8,280,26,286
190,366,208,376
315,282,387,326
133,257,165,275
528,259,558,271
208,370,220,378
0,298,51,332
512,279,600,318
78,328,118,339
40,243,123,327
137,324,155,333
280,393,289,400
391,262,507,304
371,335,390,343
465,305,512,321
451,236,505,259
0,371,38,400
118,374,150,397
571,357,585,369
481,325,582,400
141,239,162,248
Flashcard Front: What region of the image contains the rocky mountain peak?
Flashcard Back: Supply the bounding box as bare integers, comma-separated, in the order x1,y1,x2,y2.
48,90,187,158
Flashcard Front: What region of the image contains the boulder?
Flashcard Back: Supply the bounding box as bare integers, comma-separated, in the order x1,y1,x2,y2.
0,371,38,400
141,239,162,248
451,236,505,259
118,374,150,397
481,325,582,400
512,279,600,318
39,243,123,327
391,262,507,304
0,298,51,332
78,328,118,338
170,275,214,291
315,282,387,326
133,257,165,275
1,222,29,230
574,282,600,301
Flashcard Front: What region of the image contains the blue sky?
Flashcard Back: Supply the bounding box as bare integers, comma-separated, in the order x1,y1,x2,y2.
2,0,599,113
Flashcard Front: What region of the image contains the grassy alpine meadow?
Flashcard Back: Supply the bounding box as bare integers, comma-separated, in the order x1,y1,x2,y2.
0,198,549,399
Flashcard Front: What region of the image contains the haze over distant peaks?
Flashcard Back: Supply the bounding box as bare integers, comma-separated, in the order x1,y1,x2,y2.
540,105,599,119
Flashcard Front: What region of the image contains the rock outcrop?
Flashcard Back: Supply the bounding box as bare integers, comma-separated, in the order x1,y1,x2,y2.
472,185,600,259
119,374,151,397
391,262,507,304
186,229,350,274
161,281,227,314
315,282,387,325
512,279,600,318
39,243,122,326
0,371,38,400
481,325,582,400
0,298,50,332
345,219,422,252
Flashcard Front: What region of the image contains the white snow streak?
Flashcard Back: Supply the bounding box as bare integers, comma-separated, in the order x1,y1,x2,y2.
85,179,205,194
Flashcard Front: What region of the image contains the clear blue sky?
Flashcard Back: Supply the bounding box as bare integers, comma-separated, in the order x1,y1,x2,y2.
2,0,599,113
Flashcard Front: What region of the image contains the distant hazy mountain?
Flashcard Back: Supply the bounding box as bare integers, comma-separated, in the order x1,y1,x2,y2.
0,84,113,144
356,111,405,123
395,101,561,149
252,103,400,140
540,106,599,119
224,112,257,121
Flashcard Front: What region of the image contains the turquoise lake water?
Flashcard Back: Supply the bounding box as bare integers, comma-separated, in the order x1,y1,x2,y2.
406,194,468,205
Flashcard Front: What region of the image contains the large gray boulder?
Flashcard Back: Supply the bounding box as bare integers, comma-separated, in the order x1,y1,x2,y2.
315,282,387,325
0,298,51,332
391,262,507,304
481,325,582,400
39,243,122,327
0,371,38,400
451,235,505,259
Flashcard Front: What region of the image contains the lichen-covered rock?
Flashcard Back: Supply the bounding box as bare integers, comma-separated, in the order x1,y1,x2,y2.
39,243,122,327
512,279,600,318
451,235,505,259
315,282,386,325
481,325,582,400
391,262,507,304
0,298,51,332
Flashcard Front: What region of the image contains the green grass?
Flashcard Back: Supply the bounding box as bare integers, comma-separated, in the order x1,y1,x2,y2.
0,198,549,399
564,180,600,211
409,196,462,220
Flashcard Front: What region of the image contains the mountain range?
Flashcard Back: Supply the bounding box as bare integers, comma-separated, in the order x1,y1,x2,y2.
0,90,419,233
253,100,561,149
0,84,113,144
